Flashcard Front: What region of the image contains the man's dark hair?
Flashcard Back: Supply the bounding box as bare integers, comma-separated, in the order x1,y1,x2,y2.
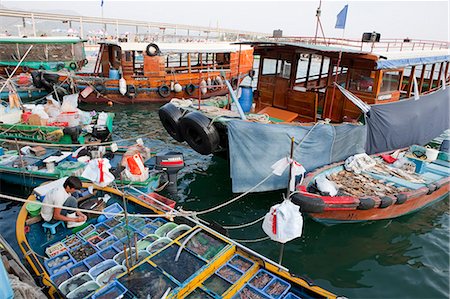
64,176,82,190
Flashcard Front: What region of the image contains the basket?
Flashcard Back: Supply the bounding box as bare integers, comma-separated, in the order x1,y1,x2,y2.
26,202,42,217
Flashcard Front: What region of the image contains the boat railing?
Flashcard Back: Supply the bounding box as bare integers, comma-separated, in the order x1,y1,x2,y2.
270,36,450,53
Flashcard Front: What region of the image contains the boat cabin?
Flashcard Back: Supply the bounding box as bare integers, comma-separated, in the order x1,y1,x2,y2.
91,41,253,101
246,41,450,123
0,36,87,73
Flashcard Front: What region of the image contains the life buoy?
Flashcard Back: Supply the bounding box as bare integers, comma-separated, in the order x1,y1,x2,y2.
22,66,29,72
158,103,184,142
69,62,77,70
158,84,171,98
56,62,65,71
146,43,160,56
185,83,196,96
126,84,137,98
179,111,220,155
357,197,376,210
173,83,182,93
291,193,326,213
200,80,207,95
83,59,89,66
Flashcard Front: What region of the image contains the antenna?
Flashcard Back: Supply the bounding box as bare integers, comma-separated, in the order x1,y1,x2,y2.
314,0,327,45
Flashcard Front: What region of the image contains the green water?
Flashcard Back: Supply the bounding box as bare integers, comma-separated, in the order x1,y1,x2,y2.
0,102,448,298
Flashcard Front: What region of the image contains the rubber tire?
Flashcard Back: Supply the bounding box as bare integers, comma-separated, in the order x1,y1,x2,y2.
379,196,394,208
185,83,196,96
395,194,407,204
146,43,160,56
179,111,220,155
126,85,137,98
83,59,89,66
31,71,43,88
358,198,376,210
158,84,171,98
291,194,325,213
158,103,184,142
22,66,29,72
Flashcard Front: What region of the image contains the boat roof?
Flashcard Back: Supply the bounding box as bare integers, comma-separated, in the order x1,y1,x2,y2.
238,41,450,70
0,36,86,44
100,41,252,53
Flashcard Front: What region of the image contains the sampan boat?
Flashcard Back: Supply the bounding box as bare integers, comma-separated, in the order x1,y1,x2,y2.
16,184,338,298
292,145,450,224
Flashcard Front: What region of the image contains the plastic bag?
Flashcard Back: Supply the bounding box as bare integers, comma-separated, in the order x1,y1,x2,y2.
31,105,49,120
315,175,338,196
61,93,79,112
262,200,303,243
78,110,93,125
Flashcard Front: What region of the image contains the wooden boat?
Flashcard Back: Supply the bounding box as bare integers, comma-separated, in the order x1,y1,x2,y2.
16,184,337,298
291,145,450,224
0,143,161,193
69,41,254,103
159,37,450,155
0,36,87,74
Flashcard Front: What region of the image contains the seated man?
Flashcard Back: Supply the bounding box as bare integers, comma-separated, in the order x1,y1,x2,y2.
41,176,87,228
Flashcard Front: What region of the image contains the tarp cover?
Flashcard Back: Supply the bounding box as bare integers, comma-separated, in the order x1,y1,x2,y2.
365,87,450,154
376,55,450,70
228,121,366,192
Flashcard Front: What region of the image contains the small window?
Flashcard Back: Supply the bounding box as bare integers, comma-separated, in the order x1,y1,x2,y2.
125,51,132,62
380,70,401,93
349,69,375,92
262,58,277,75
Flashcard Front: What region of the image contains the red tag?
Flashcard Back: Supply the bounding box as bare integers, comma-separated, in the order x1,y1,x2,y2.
98,159,104,183
272,210,277,234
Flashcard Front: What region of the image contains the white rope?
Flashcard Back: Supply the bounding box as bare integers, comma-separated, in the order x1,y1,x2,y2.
233,236,270,243
222,215,265,230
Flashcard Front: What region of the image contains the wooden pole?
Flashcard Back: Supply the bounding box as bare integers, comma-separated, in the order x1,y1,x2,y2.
327,28,345,120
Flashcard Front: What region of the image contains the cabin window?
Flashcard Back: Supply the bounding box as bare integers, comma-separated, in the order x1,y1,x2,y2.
295,55,330,88
125,51,132,62
133,51,144,76
380,70,401,93
261,58,278,75
216,53,230,66
348,69,375,92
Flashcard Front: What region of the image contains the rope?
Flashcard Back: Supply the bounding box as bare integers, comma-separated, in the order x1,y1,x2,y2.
233,236,270,243
222,215,265,230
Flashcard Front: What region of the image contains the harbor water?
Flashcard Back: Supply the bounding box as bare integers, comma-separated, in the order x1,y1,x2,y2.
0,102,448,298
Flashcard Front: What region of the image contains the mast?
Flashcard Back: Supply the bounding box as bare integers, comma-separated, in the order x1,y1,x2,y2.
313,0,327,45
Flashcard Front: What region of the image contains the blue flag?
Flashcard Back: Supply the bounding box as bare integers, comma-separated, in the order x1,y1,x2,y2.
335,5,348,29
101,0,104,7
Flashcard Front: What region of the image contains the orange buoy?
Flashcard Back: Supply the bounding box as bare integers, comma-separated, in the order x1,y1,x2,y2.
107,101,113,106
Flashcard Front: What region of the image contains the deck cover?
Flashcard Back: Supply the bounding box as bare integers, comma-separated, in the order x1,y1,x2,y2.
365,87,450,154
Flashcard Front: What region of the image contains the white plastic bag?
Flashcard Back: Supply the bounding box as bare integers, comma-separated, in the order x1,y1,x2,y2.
61,93,79,112
81,158,115,187
315,175,338,196
31,105,49,120
262,200,303,243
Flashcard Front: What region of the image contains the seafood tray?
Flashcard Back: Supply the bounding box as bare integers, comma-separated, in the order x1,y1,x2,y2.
146,237,172,255
85,253,105,268
282,293,302,299
155,222,178,237
69,261,90,276
98,231,110,240
264,278,290,298
70,243,97,262
96,235,118,250
182,231,228,260
118,262,178,299
139,224,158,236
112,238,126,251
166,224,191,240
77,224,96,240
96,265,126,286
229,254,254,272
204,274,232,296
150,217,168,228
45,252,75,275
103,217,121,228
59,272,93,296
45,241,67,257
92,280,127,299
63,235,82,249
89,259,117,279
50,269,72,287
249,270,275,290
103,203,124,218
136,234,159,250
87,235,104,246
99,246,120,260
95,222,109,234
66,281,100,299
128,216,146,229
216,264,243,284
233,285,271,299
107,224,135,240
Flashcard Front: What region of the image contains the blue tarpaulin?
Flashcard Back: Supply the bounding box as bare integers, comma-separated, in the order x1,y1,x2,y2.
376,55,450,70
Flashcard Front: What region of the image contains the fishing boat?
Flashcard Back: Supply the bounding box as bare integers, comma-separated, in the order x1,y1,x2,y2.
15,184,338,299
55,41,254,104
158,37,450,193
291,144,450,224
0,36,87,74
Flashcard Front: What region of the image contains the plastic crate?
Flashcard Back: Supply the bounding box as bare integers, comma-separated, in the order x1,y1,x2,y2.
45,241,67,258
166,224,191,240
59,272,93,296
63,234,83,249
103,203,124,219
97,236,119,250
77,224,96,240
150,217,168,228
69,242,97,262
95,222,110,235
136,234,159,251
87,235,104,247
139,224,158,236
85,253,105,268
69,261,90,276
216,264,243,284
50,269,71,287
249,269,275,291
96,265,126,286
228,254,254,273
99,246,120,260
264,277,291,299
89,259,118,279
283,293,302,299
44,252,75,275
233,284,271,299
155,222,178,237
92,280,128,299
66,280,100,299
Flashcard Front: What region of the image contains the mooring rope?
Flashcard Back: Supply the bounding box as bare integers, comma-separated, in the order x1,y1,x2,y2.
233,236,270,243
222,215,266,230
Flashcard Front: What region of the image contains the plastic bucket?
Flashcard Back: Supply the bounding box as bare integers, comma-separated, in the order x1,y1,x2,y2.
109,69,120,79
426,148,439,161
238,86,253,113
26,202,42,217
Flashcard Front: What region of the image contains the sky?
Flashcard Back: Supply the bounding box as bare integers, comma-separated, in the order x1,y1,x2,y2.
1,0,449,41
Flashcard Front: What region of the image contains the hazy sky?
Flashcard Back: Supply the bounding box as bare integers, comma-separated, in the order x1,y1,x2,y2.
2,0,449,41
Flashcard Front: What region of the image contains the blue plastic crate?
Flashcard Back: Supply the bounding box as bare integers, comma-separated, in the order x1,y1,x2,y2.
249,269,275,291
139,224,158,236
228,254,254,273
263,277,291,299
216,264,243,284
92,280,127,299
69,261,90,276
95,222,110,235
103,203,124,219
283,293,302,299
44,252,75,275
89,259,118,279
151,217,168,228
232,284,271,299
85,253,105,268
50,269,71,287
99,245,120,260
77,224,96,240
97,235,119,250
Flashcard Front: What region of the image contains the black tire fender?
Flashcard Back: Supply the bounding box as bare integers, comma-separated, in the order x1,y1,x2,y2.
158,84,171,98
83,59,89,66
146,43,160,56
126,84,137,98
291,193,325,213
179,111,220,155
358,197,376,210
379,196,394,208
69,62,77,70
395,193,408,204
158,103,184,142
185,83,196,96
22,66,29,72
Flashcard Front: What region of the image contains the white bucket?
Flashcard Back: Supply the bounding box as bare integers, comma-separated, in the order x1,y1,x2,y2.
426,148,439,161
